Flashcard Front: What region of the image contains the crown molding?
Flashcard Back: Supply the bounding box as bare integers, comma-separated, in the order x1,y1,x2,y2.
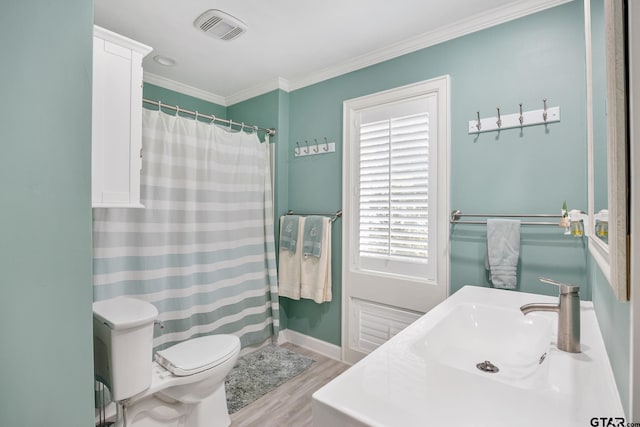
143,72,228,106
225,77,292,106
143,0,571,106
287,0,572,91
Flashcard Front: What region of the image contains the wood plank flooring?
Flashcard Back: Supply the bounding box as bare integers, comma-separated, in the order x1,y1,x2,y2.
230,343,350,427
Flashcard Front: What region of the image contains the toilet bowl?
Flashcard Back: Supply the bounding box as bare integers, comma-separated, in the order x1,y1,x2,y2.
93,297,241,427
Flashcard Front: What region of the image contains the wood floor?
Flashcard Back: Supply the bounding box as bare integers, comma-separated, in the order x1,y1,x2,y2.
230,343,350,427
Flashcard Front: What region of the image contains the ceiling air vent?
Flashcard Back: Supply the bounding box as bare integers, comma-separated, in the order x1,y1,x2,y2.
194,9,247,41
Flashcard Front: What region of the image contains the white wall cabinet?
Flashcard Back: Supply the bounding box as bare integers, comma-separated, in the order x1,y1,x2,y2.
92,26,152,208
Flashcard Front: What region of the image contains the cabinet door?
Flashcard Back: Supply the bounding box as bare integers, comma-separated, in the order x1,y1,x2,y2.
92,36,144,208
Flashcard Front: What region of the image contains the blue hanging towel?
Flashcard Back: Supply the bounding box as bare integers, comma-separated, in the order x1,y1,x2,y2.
485,218,520,289
280,215,300,253
303,216,324,258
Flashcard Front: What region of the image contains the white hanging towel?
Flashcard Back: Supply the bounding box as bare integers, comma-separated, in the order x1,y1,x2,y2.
278,216,303,299
485,218,521,289
300,216,332,303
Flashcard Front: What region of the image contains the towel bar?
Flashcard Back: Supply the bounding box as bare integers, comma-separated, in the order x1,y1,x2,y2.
450,209,562,226
286,209,342,222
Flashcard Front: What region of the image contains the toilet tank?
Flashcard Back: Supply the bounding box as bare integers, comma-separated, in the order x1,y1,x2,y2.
93,297,158,401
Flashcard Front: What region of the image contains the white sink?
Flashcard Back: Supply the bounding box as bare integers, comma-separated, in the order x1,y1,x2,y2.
412,303,552,386
312,286,624,427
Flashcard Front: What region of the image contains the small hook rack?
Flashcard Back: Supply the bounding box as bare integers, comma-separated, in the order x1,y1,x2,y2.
294,136,336,157
468,99,560,134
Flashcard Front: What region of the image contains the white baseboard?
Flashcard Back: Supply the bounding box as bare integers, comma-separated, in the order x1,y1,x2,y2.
278,329,342,361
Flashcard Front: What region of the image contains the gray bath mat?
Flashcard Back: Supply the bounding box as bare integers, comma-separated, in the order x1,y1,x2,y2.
225,345,314,414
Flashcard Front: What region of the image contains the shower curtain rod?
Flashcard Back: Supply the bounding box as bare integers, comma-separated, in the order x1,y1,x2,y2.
143,98,277,137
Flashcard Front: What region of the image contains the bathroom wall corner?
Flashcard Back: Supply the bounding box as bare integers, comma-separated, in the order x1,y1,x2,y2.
589,255,631,417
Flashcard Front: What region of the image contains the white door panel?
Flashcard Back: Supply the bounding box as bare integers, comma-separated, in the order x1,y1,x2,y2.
342,77,450,364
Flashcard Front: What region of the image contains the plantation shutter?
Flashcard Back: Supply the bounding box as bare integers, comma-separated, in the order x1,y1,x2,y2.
356,97,435,280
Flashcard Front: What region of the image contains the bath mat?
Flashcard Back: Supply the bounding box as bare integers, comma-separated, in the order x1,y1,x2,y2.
225,345,314,414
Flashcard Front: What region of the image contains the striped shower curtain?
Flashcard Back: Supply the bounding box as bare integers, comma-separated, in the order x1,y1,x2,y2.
93,109,279,350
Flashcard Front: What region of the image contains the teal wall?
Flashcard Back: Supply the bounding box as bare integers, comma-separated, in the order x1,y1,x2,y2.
590,259,631,416
281,1,590,346
591,0,609,212
0,2,95,426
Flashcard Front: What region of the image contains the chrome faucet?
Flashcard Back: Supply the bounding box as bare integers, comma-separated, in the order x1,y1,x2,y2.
520,277,581,353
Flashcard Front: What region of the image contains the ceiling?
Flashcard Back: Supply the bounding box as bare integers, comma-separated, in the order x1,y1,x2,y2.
94,0,569,105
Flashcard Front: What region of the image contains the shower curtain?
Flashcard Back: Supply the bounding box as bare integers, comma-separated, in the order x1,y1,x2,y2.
93,109,279,350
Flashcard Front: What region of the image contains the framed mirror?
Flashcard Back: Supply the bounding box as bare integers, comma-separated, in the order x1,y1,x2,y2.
586,0,630,301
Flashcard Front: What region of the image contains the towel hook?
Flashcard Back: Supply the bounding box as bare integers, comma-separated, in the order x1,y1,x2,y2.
323,137,330,152
175,105,180,117
476,111,481,131
313,138,319,153
210,114,216,125
194,111,199,122
241,122,245,132
253,125,258,134
496,106,502,128
543,98,548,122
519,103,524,126
304,140,309,154
158,100,162,112
295,141,301,155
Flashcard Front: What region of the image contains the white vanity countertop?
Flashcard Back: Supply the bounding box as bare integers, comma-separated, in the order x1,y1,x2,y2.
312,286,624,427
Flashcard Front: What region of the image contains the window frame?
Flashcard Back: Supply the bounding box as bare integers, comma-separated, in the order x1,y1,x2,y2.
343,76,450,287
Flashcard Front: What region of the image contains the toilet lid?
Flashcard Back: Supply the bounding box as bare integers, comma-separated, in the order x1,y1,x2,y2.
155,335,240,377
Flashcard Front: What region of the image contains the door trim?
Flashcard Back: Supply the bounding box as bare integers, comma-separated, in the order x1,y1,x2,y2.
340,76,451,363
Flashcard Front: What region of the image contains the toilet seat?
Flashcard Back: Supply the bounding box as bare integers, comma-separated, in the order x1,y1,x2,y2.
155,335,240,377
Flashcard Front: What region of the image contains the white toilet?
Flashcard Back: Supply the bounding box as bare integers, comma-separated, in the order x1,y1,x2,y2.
93,296,241,427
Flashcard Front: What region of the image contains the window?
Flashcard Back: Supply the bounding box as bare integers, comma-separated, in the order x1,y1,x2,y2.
359,104,430,262
344,78,449,284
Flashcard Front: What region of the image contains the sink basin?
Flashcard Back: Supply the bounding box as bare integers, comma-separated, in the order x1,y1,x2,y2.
312,286,624,427
412,303,552,385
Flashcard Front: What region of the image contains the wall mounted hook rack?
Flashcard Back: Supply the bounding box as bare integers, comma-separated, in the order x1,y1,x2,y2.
469,101,560,134
294,137,336,157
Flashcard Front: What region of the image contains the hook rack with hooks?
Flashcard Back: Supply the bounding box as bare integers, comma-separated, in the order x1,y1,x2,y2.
294,137,336,157
469,99,560,134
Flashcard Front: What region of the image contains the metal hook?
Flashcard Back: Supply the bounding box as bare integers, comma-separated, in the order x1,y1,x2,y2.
228,119,233,130
253,125,258,134
175,106,180,117
210,114,216,125
194,111,199,122
323,137,330,152
496,106,502,128
241,122,245,132
313,138,319,153
476,111,481,131
519,103,524,126
542,98,548,121
304,140,309,154
158,100,162,112
295,141,301,155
